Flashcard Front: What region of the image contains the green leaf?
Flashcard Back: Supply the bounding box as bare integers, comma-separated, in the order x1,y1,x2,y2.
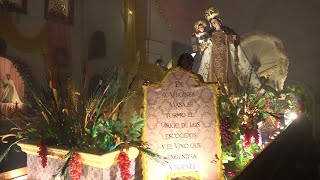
96,124,105,132
27,128,37,133
226,156,236,161
130,114,144,124
256,98,266,108
128,130,141,141
92,130,98,138
132,121,144,130
110,120,125,133
0,142,16,163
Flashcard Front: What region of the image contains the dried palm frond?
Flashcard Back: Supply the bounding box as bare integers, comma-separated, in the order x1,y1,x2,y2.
9,56,42,102
42,52,53,80
100,92,135,123
66,79,79,111
49,81,59,109
0,134,16,144
85,94,97,113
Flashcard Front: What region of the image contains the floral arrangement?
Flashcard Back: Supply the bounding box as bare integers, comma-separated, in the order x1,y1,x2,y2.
0,58,163,180
217,80,309,179
0,57,310,180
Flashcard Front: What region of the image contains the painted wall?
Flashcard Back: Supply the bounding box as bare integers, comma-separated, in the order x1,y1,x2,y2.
145,0,173,65
3,0,84,85
2,0,126,87
85,0,124,80
4,0,47,85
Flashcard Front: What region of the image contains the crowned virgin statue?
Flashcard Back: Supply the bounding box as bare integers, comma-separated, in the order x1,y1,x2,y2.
198,7,262,92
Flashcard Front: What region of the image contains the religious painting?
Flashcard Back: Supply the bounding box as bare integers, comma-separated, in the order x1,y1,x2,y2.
44,0,74,25
0,0,27,13
0,56,25,116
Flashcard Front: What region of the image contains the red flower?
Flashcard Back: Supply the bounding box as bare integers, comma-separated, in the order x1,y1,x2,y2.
244,128,252,149
69,152,82,180
118,151,131,180
297,99,303,112
37,141,48,168
265,95,271,107
253,128,260,145
275,119,280,128
227,171,236,177
220,118,232,147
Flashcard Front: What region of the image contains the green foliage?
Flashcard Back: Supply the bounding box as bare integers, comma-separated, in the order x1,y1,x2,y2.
127,114,145,141
255,97,266,108
0,62,161,178
218,82,308,178
222,151,236,164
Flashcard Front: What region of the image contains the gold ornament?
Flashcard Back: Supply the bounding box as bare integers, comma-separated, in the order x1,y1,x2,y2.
204,7,220,21
193,20,207,31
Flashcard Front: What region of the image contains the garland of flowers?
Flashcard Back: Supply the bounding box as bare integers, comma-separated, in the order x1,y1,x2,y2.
118,151,131,180
37,141,48,168
218,82,309,179
69,152,82,180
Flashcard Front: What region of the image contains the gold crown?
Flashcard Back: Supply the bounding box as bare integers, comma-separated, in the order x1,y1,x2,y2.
204,7,220,21
194,20,207,31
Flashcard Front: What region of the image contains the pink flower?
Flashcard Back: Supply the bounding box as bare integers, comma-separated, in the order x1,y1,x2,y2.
227,171,236,177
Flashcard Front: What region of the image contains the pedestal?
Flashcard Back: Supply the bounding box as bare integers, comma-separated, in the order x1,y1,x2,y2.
19,143,139,180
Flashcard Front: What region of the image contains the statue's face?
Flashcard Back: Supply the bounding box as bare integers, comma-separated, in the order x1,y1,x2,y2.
6,74,10,80
210,18,221,30
198,25,205,33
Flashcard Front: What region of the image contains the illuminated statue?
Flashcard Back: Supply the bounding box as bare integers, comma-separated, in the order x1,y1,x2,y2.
192,20,210,54
191,20,210,72
198,7,262,91
0,73,21,103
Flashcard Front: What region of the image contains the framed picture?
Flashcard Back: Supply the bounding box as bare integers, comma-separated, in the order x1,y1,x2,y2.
0,0,27,14
44,0,74,25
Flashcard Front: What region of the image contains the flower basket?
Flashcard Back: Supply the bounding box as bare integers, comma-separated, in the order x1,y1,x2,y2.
19,142,140,180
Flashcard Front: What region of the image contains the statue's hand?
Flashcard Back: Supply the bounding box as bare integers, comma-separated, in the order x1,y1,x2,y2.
228,35,237,44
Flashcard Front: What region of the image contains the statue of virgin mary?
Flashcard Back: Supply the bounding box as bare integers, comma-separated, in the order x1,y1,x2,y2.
198,7,262,92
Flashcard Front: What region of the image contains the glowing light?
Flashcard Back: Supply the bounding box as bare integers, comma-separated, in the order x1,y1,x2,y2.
2,167,27,180
13,176,27,180
288,112,298,120
284,111,298,126
129,10,133,15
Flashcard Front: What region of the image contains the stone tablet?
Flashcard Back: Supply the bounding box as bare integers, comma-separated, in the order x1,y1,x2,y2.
142,68,222,180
